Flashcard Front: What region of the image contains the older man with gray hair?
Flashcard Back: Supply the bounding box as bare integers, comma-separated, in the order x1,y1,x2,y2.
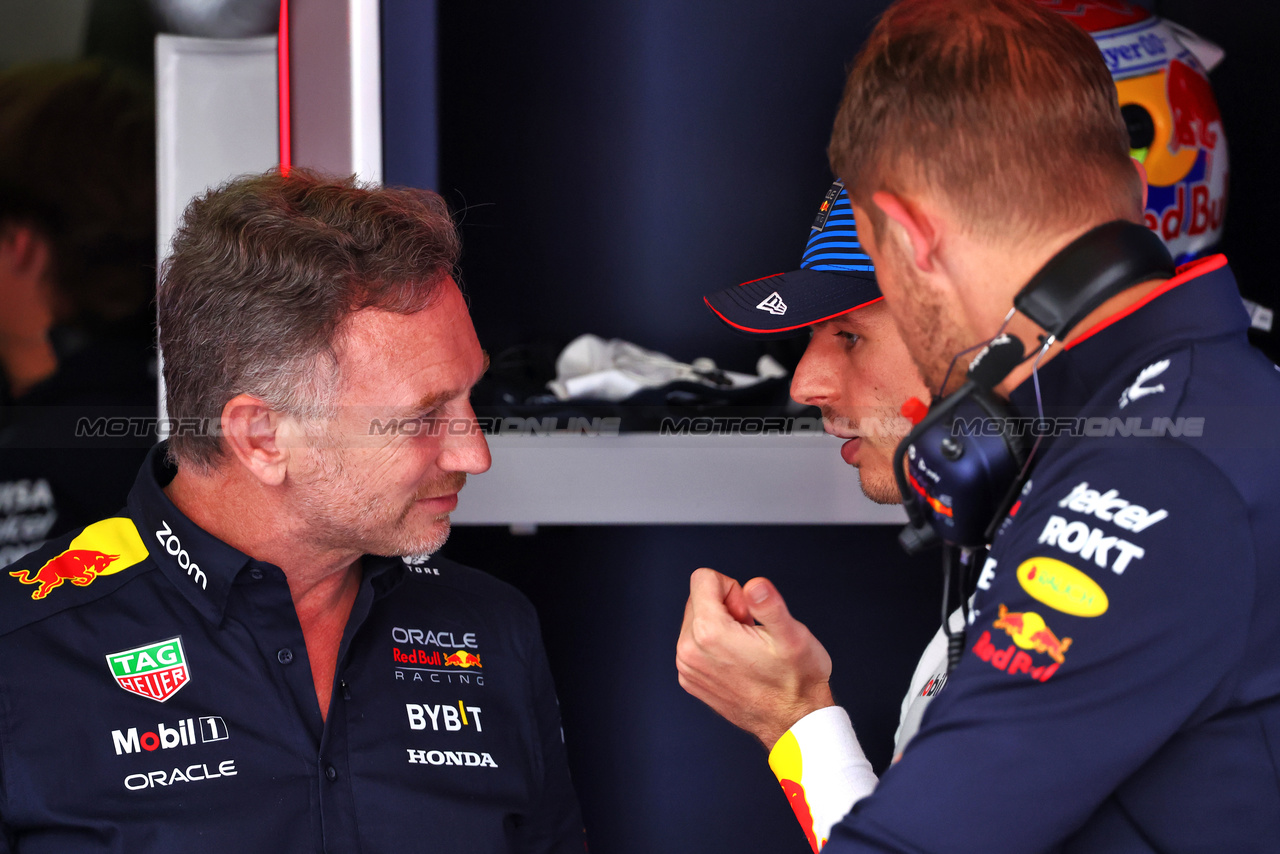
0,170,585,853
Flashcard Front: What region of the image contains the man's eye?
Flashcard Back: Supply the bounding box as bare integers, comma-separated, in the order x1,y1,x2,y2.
837,331,860,346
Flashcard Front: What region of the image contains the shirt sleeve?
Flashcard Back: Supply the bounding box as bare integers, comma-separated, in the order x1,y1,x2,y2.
823,447,1255,853
768,706,879,852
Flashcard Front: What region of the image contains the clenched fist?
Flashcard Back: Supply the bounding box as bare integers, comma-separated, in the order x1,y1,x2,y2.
676,567,835,749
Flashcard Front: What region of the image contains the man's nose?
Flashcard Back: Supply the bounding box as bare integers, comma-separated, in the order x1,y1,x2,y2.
790,338,838,407
437,403,492,475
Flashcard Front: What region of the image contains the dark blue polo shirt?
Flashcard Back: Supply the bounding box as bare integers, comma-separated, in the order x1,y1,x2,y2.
829,257,1280,852
0,445,585,853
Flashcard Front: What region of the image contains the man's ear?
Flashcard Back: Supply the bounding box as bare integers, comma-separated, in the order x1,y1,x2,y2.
871,191,938,273
220,394,292,487
1132,157,1149,211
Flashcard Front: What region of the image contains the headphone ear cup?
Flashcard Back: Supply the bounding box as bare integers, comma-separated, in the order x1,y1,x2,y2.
898,388,1027,549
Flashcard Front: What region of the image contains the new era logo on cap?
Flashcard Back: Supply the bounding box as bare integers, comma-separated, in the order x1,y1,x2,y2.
703,180,882,337
757,292,787,315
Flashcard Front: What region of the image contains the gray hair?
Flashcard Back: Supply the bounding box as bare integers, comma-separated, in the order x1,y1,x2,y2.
158,169,460,472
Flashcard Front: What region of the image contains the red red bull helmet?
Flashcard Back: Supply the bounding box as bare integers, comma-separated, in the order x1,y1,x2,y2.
1039,1,1229,264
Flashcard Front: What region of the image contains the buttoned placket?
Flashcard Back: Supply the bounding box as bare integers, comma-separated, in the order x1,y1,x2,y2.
232,558,389,854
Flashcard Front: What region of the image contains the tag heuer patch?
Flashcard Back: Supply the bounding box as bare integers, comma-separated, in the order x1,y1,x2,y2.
107,637,190,702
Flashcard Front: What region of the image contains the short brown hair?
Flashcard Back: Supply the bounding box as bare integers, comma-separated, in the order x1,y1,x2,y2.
159,169,460,471
829,0,1141,241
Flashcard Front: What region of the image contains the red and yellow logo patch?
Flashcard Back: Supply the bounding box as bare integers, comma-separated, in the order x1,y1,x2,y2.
972,604,1073,682
444,651,482,668
10,518,148,600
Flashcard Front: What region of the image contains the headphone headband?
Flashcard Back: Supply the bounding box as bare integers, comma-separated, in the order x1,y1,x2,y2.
1014,221,1175,342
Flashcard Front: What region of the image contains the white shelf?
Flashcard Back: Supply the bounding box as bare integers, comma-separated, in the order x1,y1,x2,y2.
451,434,908,526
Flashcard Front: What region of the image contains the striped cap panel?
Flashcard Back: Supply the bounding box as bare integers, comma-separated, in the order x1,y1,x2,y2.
800,183,875,272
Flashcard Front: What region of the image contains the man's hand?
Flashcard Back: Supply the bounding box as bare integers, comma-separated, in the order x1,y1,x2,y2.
676,567,835,750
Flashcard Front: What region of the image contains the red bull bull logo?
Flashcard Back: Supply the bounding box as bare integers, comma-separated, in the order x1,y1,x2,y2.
9,518,149,600
993,604,1072,664
11,550,119,599
444,651,482,669
972,604,1073,682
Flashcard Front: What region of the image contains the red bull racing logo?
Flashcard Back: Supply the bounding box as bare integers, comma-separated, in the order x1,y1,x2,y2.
392,627,484,685
972,604,1072,682
994,604,1072,663
9,518,148,600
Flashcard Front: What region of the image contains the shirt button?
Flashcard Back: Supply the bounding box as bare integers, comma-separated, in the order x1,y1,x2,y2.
249,568,264,581
325,765,337,782
277,648,293,664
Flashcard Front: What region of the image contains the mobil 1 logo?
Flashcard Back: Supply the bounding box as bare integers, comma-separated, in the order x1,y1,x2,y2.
112,716,229,755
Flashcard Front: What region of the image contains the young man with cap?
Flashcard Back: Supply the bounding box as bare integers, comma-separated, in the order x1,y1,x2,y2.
702,180,924,507
679,181,948,851
699,0,1280,851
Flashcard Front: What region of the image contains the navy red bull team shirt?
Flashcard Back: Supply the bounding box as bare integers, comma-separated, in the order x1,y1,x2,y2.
827,257,1280,852
0,445,585,853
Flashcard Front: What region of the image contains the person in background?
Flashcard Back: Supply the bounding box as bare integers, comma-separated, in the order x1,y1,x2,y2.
0,60,157,565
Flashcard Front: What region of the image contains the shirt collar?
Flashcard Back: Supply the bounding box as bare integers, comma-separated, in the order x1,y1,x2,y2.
1009,255,1246,415
126,442,407,623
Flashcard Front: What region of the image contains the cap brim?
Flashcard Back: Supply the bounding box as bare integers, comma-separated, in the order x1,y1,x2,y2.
703,268,883,338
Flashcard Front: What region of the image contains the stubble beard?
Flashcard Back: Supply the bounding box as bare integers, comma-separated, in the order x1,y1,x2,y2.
823,404,912,506
880,241,971,398
293,442,464,558
858,453,907,505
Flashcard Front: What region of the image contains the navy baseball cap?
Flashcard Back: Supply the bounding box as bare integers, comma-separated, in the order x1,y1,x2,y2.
703,180,882,337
